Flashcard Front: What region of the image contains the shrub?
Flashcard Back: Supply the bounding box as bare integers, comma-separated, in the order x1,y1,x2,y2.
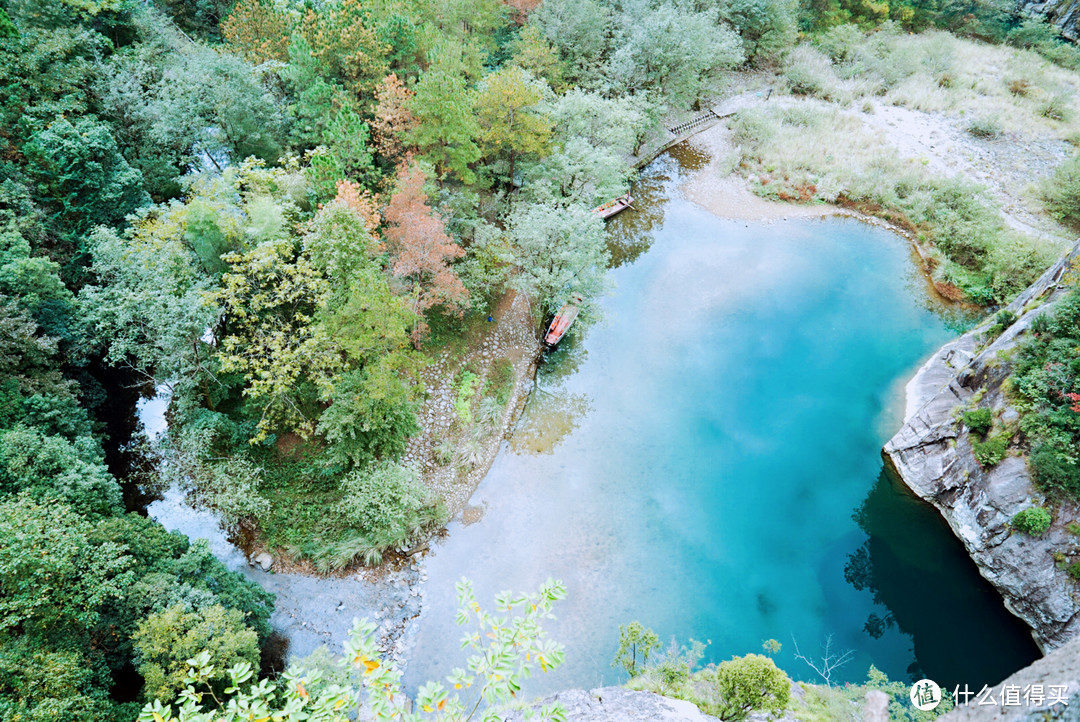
334,461,439,561
783,45,842,100
966,115,1001,138
962,407,993,436
1011,507,1052,536
1038,93,1072,122
1068,562,1080,580
1040,155,1080,227
973,434,1008,467
710,654,791,722
1028,444,1080,496
454,371,481,423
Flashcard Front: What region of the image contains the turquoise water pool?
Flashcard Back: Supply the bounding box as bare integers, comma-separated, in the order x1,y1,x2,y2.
405,155,1039,697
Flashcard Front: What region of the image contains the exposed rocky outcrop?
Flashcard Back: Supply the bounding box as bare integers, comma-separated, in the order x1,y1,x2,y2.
884,240,1080,651
502,687,720,722
1022,0,1080,42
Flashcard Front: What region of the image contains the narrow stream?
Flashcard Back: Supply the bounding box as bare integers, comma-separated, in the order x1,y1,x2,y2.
404,153,1040,696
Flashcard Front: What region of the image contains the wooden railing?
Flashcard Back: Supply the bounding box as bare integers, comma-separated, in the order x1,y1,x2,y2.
666,110,718,136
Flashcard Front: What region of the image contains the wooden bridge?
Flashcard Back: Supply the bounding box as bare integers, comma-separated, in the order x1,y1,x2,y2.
664,89,773,136
632,88,773,169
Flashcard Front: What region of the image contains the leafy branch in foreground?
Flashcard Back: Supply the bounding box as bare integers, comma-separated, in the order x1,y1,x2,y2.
138,578,567,722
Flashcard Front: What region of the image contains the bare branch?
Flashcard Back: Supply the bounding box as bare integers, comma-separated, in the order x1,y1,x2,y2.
790,634,854,687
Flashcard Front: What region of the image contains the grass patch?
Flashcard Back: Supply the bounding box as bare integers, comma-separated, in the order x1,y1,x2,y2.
1040,154,1080,228
453,370,482,424
729,101,1060,303
482,358,516,404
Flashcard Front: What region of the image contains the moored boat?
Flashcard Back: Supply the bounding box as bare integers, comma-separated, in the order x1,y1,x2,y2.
592,192,633,219
544,296,583,347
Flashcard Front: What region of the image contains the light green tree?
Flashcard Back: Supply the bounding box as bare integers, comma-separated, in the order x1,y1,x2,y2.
709,654,791,722
474,66,553,187
612,621,661,678
132,603,260,703
608,3,744,108
504,201,610,313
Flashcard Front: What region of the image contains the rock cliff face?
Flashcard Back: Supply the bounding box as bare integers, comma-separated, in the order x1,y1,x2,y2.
1022,0,1080,41
884,240,1080,651
941,633,1080,720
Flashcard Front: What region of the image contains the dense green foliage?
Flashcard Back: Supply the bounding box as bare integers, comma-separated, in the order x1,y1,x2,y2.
962,407,993,436
706,654,791,721
1012,506,1053,536
1013,288,1080,497
4,0,1079,714
139,579,568,721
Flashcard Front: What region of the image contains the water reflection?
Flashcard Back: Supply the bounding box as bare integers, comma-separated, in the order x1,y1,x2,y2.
509,388,591,455
604,159,675,268
845,467,1040,688
407,147,1038,698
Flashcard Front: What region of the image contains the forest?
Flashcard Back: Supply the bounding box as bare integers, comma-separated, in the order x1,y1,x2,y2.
2,0,1079,718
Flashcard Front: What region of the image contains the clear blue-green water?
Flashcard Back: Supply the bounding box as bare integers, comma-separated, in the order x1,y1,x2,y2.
406,154,1039,696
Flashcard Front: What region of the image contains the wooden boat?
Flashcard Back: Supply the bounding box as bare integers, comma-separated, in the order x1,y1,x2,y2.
544,296,583,347
592,192,633,220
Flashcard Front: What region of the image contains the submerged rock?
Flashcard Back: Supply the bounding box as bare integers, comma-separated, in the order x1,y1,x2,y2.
884,240,1080,651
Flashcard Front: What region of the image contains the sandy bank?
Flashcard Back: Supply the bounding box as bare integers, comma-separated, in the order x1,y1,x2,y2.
680,122,838,221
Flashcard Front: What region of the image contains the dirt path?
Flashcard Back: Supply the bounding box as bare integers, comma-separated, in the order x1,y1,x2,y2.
404,290,542,518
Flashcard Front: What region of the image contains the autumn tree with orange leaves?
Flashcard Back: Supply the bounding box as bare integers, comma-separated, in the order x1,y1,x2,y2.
382,162,468,343
371,73,418,165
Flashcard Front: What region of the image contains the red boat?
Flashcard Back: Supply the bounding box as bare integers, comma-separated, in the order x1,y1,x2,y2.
592,193,633,219
544,296,583,347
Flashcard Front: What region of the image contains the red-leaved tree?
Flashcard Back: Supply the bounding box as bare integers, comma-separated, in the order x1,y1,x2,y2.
382,161,468,343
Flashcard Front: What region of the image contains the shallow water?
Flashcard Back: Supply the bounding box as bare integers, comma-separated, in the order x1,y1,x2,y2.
405,156,1039,696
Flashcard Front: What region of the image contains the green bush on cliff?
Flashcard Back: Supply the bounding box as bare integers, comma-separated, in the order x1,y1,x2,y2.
962,408,993,436
972,434,1009,467
1011,507,1052,536
707,654,791,722
1012,288,1080,499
